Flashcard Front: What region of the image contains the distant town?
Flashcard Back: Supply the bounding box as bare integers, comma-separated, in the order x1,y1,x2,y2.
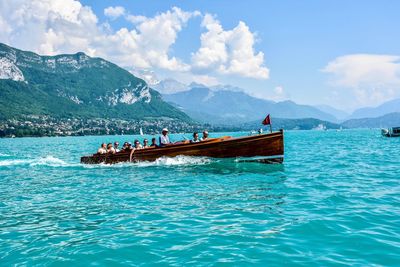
0,116,237,138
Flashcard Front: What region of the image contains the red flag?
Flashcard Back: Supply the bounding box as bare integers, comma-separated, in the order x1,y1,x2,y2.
262,114,271,125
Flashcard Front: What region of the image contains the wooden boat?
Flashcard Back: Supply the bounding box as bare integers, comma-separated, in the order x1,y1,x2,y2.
81,130,284,164
381,127,400,137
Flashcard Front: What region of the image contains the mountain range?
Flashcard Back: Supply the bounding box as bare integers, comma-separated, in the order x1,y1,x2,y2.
0,43,190,122
162,85,337,125
349,98,400,119
158,79,400,127
1,42,399,133
342,112,400,128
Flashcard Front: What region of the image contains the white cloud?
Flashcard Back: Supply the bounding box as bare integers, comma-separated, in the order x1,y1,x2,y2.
0,1,196,72
323,54,400,106
0,0,98,55
126,15,147,24
271,86,289,101
192,14,269,79
104,6,125,20
0,1,269,83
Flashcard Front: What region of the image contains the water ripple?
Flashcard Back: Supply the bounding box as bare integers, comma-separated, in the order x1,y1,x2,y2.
0,130,399,265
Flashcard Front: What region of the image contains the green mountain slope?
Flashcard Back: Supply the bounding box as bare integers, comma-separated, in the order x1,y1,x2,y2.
0,43,191,121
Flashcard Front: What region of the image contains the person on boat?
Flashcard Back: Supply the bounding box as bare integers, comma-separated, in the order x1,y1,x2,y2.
159,128,171,146
114,142,120,152
191,132,200,143
150,137,158,147
107,143,116,154
201,131,209,141
97,143,107,154
143,139,149,148
134,139,143,149
125,142,133,151
122,142,128,150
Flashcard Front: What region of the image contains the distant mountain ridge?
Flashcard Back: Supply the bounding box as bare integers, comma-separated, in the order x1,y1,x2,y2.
342,112,400,128
315,105,349,121
162,85,337,125
0,43,190,121
349,98,400,119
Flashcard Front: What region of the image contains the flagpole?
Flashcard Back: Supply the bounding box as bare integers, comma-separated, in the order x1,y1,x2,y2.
270,116,272,133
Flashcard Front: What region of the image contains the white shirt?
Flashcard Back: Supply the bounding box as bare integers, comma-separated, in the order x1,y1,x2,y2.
98,148,106,154
159,135,170,145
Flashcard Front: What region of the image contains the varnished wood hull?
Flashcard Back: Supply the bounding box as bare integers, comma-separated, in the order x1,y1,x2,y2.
80,130,284,164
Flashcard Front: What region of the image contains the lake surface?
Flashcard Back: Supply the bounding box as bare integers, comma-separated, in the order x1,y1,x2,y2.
0,130,399,266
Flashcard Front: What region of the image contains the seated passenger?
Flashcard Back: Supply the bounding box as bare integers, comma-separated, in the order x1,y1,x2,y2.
159,128,171,146
143,139,149,148
201,131,209,141
125,142,133,151
150,137,158,147
114,142,120,152
191,132,200,143
134,139,143,149
97,143,107,154
122,142,128,150
107,143,116,154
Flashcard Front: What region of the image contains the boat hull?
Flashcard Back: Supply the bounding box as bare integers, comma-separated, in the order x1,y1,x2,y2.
381,128,400,137
81,130,284,164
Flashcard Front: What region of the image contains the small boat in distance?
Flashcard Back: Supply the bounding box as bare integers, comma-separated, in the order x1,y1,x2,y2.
139,127,144,136
81,130,284,164
381,127,400,137
312,123,327,131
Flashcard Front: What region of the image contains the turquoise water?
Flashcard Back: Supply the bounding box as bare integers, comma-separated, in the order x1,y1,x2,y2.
0,130,399,266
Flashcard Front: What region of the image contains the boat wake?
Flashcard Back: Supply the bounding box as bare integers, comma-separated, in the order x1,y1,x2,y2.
0,155,213,169
0,156,74,167
138,156,212,167
81,155,212,169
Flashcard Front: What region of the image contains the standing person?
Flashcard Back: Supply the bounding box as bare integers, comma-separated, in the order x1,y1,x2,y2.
201,131,209,141
159,128,171,146
191,132,200,143
114,142,120,152
150,137,158,147
97,143,107,154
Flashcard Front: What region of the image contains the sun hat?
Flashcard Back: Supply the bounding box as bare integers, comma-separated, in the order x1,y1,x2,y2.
162,128,168,132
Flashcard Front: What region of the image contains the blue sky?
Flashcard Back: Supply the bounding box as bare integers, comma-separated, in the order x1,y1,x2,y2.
1,0,400,111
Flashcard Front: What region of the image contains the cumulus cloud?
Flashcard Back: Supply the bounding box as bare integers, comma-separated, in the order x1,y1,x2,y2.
96,7,198,71
192,14,269,79
104,6,125,20
323,54,400,105
0,0,269,82
0,1,196,71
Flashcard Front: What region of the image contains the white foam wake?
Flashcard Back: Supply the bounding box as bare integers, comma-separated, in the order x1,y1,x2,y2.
0,159,29,166
137,156,211,167
30,156,70,167
82,155,212,169
0,156,73,167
